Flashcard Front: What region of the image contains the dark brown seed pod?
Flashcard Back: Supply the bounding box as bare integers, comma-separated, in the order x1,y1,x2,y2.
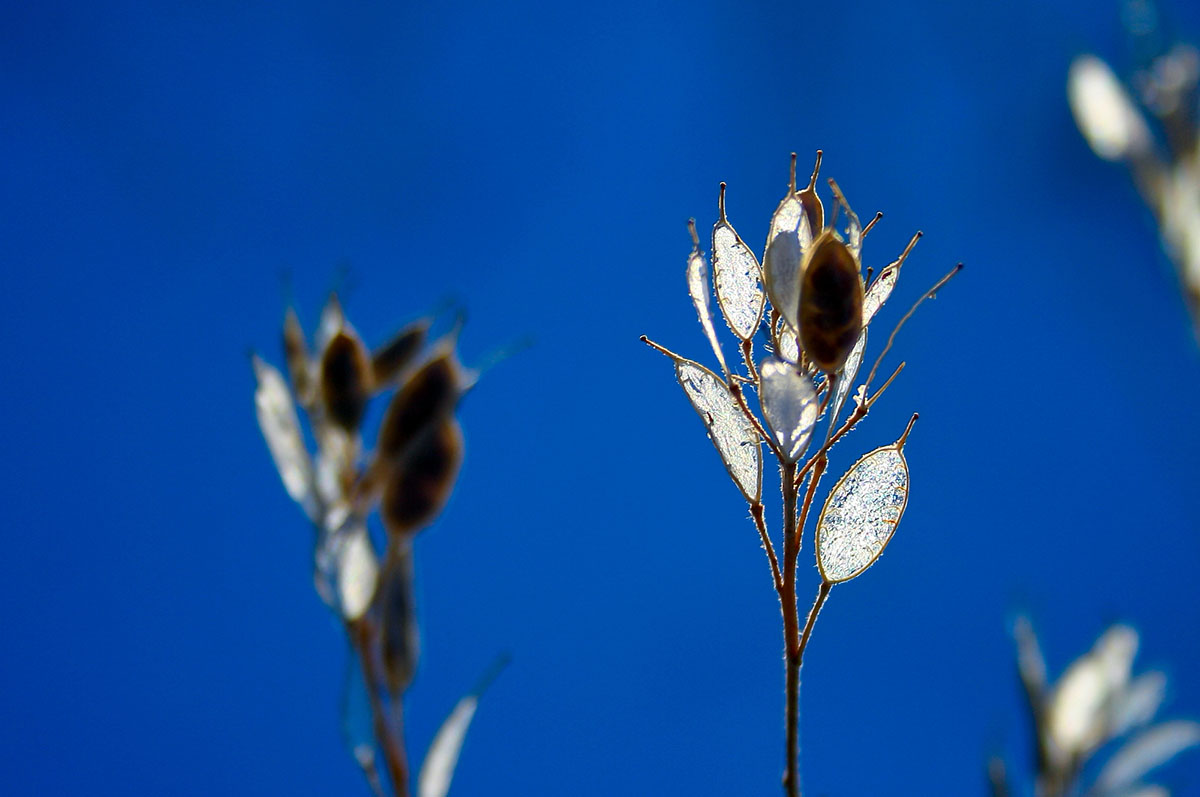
798,230,864,372
320,329,372,432
370,320,429,389
375,351,461,462
378,547,420,694
380,417,464,537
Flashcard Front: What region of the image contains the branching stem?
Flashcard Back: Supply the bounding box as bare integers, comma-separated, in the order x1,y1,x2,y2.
352,618,410,797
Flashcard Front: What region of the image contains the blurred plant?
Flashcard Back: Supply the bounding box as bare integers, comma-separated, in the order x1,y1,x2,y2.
989,620,1200,797
253,294,502,797
642,152,960,796
1068,2,1200,338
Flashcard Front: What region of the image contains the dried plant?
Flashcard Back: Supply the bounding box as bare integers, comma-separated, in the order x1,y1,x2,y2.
642,152,960,796
1068,12,1200,338
252,293,501,797
989,620,1200,797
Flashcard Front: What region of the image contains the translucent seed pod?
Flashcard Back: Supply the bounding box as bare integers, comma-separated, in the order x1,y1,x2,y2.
711,183,765,341
380,417,464,537
252,354,318,521
815,415,914,584
828,328,866,430
378,546,420,694
798,230,864,372
759,357,819,463
335,518,380,621
763,154,813,335
686,220,729,376
797,151,825,242
320,328,372,432
371,320,429,389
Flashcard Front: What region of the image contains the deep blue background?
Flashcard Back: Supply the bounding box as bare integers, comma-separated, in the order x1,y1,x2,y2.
4,1,1200,794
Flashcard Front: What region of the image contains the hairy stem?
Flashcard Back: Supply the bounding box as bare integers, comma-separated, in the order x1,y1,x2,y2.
779,460,800,797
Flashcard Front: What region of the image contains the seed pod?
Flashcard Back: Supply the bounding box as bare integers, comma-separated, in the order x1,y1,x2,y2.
283,307,314,405
371,320,429,389
376,351,462,463
380,417,464,537
378,546,420,694
320,329,372,432
798,230,864,372
797,150,825,239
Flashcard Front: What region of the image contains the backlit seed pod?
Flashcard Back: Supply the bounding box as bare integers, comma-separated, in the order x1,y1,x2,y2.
320,329,372,432
798,230,864,372
797,150,825,238
371,320,429,389
376,351,462,462
381,418,464,537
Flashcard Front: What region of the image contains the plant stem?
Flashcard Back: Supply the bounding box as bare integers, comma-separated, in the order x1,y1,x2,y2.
779,460,801,797
352,617,410,797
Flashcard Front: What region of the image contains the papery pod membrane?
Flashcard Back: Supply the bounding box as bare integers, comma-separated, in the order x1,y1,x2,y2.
315,425,358,526
776,322,799,364
863,265,898,327
797,151,825,242
418,657,508,797
1110,672,1168,738
371,320,429,388
379,546,420,694
336,519,380,621
377,351,462,463
763,218,807,335
1094,721,1200,794
759,357,818,463
799,230,864,372
321,328,372,432
816,427,911,583
711,185,765,341
673,356,762,503
1049,625,1138,758
253,355,318,521
686,226,729,376
829,329,866,430
381,418,464,537
828,179,863,261
1068,55,1153,161
317,293,345,352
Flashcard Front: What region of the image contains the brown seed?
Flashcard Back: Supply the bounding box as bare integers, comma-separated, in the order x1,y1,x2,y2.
375,352,460,462
380,418,464,537
371,320,429,389
320,330,372,431
798,230,864,372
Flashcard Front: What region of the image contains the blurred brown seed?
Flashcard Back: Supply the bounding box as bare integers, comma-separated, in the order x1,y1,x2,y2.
798,230,864,372
321,329,373,432
381,418,464,537
378,546,420,694
371,320,429,389
376,352,461,463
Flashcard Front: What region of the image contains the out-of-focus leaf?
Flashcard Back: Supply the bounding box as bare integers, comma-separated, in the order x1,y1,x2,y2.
379,547,420,694
1110,672,1168,739
673,357,762,503
686,234,729,376
759,358,818,462
829,330,866,430
712,188,765,341
418,656,509,797
1094,721,1200,794
336,519,379,621
253,355,317,521
816,436,910,583
1069,55,1153,161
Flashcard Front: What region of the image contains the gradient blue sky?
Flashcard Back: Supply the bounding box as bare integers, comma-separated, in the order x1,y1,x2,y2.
5,1,1200,794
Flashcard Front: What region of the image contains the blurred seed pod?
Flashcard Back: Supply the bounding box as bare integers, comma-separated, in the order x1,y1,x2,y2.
371,320,429,389
378,546,420,694
321,328,372,433
283,307,315,405
381,417,464,537
798,230,864,373
376,350,465,464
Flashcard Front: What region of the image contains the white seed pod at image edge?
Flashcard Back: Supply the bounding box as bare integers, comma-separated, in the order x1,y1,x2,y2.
815,420,913,583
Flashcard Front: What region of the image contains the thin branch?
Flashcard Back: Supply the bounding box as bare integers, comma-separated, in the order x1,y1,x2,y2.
796,581,832,674
751,502,783,593
862,263,962,391
351,618,410,797
779,460,801,797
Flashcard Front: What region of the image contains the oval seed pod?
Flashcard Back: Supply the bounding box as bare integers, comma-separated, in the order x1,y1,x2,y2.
320,328,372,432
685,220,729,376
371,319,429,389
797,151,825,241
376,351,462,463
711,183,765,341
763,154,813,335
759,357,819,463
798,230,864,372
335,518,379,621
283,307,315,405
815,416,914,583
378,546,420,694
673,355,762,503
381,417,464,537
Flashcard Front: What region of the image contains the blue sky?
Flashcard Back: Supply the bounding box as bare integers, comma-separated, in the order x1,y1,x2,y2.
4,1,1200,794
